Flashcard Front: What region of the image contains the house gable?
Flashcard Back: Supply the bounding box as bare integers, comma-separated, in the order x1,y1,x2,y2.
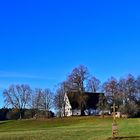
62,93,72,116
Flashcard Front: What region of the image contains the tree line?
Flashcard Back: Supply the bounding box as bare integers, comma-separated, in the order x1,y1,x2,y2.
1,65,140,119
2,85,54,119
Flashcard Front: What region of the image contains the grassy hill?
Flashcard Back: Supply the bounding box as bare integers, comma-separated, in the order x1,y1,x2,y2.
0,117,140,140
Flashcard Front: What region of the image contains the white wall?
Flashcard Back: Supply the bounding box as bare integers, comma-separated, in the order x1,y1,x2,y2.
62,93,72,117
72,109,81,116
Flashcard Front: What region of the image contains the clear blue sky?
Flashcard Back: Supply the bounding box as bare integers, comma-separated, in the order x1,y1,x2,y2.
0,0,140,107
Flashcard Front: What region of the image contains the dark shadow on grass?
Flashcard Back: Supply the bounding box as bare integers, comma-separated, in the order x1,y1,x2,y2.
0,121,8,125
107,136,140,140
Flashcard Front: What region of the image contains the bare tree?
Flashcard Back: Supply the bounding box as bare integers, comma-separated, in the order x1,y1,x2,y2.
136,75,140,91
103,77,119,105
43,89,53,111
33,88,53,111
125,74,137,100
66,65,89,92
118,78,128,104
97,94,109,117
118,74,137,101
64,65,89,116
77,92,88,116
3,84,32,119
136,76,140,102
116,74,140,117
54,82,66,117
32,88,43,110
87,76,101,92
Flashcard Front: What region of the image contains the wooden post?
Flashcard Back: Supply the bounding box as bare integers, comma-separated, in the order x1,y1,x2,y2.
111,103,118,139
111,103,118,123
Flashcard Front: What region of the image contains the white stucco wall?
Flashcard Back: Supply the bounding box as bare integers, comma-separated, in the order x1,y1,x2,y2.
62,93,72,116
72,109,81,116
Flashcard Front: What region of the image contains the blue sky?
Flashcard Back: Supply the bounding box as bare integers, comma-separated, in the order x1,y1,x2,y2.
0,0,140,107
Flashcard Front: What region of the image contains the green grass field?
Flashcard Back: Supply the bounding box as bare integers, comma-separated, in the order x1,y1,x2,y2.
0,117,140,140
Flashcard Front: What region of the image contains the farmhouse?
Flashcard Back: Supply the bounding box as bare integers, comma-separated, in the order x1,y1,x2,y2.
62,91,104,116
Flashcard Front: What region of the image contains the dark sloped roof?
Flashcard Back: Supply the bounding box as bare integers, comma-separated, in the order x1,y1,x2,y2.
67,92,103,109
